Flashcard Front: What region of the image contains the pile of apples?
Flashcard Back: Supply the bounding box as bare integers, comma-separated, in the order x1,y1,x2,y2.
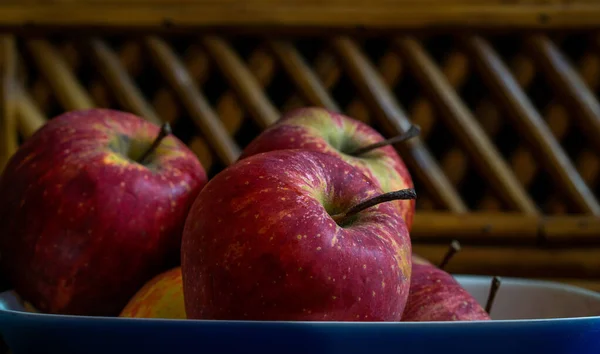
0,107,495,322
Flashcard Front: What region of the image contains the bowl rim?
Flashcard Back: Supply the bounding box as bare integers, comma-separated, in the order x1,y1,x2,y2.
1,275,599,326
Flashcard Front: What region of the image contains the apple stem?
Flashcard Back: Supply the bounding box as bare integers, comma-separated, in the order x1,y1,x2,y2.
138,122,172,164
485,276,502,315
438,240,461,270
335,188,417,224
350,124,421,156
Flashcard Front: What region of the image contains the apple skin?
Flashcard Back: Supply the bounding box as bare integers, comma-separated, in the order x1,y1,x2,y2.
0,108,207,316
120,267,185,319
239,107,415,230
402,254,490,321
181,149,412,321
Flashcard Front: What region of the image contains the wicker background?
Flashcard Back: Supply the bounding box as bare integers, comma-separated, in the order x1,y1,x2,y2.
2,28,600,292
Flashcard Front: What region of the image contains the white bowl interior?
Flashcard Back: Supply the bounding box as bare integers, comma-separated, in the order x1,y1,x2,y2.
456,275,600,320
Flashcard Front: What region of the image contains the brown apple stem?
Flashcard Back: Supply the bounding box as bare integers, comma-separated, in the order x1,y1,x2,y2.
485,276,502,315
350,125,421,156
138,122,172,163
335,189,417,224
438,240,461,270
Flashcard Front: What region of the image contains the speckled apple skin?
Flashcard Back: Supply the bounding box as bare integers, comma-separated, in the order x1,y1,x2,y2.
402,255,490,322
181,150,412,321
120,267,185,319
0,109,207,316
239,107,415,231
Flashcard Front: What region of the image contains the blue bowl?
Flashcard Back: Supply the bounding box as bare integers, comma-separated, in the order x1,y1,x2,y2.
1,275,599,354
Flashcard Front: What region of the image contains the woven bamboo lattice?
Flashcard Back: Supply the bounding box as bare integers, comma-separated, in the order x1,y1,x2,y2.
1,31,599,292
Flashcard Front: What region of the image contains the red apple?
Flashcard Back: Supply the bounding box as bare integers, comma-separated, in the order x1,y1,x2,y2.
0,108,207,316
181,150,416,321
402,252,490,322
120,267,185,319
239,107,417,230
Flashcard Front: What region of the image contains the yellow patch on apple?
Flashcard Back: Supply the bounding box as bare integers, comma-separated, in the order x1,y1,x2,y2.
119,267,186,319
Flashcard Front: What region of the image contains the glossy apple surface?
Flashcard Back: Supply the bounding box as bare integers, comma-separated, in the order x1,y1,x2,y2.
402,255,490,321
182,150,412,321
0,109,207,316
239,107,415,230
120,267,185,319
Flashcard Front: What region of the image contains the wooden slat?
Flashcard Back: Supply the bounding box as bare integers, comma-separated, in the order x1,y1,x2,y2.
283,50,341,111
145,36,241,165
412,244,600,278
410,51,473,208
215,47,276,134
331,36,468,212
539,47,600,212
412,212,539,243
473,55,535,198
413,51,481,208
412,212,600,245
148,48,215,170
574,52,600,187
476,50,597,212
151,45,276,162
478,54,566,210
396,37,539,215
446,53,507,208
338,50,404,126
419,50,469,149
464,35,600,215
268,40,340,112
3,1,600,29
151,46,208,125
542,216,600,244
89,38,162,125
26,39,94,110
0,35,18,172
494,53,569,185
526,35,600,154
201,36,279,129
16,86,46,138
485,55,534,188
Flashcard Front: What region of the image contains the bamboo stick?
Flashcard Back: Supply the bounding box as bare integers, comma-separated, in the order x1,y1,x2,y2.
0,36,18,172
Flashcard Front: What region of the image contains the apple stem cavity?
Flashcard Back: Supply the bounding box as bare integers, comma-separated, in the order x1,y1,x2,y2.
350,124,421,156
438,240,461,270
138,122,172,164
334,188,417,225
485,276,502,315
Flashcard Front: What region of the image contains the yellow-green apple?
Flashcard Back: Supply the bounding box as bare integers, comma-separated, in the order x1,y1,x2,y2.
402,243,490,321
181,149,416,321
120,267,185,319
0,109,207,316
239,107,418,230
